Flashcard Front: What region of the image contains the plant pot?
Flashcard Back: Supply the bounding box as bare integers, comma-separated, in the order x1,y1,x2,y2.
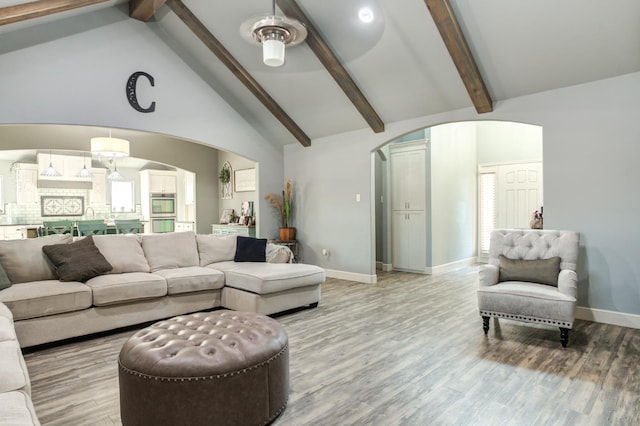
279,227,296,241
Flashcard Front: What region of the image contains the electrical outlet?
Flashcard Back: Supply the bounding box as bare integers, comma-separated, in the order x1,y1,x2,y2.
356,193,361,202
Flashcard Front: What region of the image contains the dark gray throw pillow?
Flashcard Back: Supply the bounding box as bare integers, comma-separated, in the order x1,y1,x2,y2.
42,235,113,282
498,255,561,287
234,236,267,262
0,263,11,291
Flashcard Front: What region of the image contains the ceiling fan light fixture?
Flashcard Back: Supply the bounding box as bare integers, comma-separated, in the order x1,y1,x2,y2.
240,1,307,67
262,31,286,67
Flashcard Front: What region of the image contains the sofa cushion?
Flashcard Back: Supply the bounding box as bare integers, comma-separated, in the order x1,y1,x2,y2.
42,235,113,282
92,234,150,273
234,236,267,262
0,340,27,393
0,391,40,425
498,255,561,287
0,234,70,284
0,280,92,321
142,232,200,272
153,266,225,295
196,234,237,266
209,262,325,295
0,303,17,342
85,272,167,306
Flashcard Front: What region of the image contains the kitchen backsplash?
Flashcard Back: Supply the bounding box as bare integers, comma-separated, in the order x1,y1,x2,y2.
1,187,141,224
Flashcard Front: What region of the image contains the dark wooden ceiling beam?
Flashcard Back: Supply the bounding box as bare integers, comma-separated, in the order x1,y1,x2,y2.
130,0,166,22
0,0,108,26
277,0,385,133
165,0,311,146
424,0,493,113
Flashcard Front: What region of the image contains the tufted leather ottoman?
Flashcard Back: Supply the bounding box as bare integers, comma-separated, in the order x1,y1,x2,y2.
118,310,289,426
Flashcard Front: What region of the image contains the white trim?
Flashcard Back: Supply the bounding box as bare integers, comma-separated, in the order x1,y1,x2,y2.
576,306,640,329
375,262,393,272
324,269,377,284
425,257,477,275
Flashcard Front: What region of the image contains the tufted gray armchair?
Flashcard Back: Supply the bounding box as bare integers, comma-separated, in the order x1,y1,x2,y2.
478,229,580,347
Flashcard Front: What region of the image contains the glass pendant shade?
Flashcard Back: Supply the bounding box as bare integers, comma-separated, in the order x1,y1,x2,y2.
40,150,61,177
107,159,124,181
77,153,93,179
263,38,285,67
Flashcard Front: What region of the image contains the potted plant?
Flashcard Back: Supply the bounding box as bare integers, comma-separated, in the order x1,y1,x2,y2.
265,179,296,241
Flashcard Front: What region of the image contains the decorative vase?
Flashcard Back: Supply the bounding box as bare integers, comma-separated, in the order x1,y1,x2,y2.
279,227,296,241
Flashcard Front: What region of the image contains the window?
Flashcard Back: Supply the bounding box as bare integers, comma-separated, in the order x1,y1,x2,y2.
478,169,497,255
111,181,134,213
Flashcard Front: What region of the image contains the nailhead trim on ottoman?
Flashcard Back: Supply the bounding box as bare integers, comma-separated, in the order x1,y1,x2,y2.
118,310,289,426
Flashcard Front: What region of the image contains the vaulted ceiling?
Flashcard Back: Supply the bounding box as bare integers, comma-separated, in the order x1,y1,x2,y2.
2,0,640,148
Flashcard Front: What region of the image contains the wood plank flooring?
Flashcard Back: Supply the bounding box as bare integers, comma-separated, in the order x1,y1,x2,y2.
23,267,640,425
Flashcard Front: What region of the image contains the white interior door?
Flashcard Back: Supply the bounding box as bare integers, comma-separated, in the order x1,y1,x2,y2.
497,162,543,228
478,161,543,261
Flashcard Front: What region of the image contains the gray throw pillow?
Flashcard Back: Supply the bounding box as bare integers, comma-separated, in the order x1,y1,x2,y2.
0,263,10,291
498,255,561,287
42,235,113,282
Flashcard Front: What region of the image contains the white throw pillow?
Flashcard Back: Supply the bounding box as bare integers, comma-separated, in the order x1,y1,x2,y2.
142,231,200,272
92,234,150,274
196,234,237,266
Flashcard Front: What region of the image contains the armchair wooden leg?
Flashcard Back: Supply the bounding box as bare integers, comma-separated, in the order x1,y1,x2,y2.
482,316,490,335
560,327,569,347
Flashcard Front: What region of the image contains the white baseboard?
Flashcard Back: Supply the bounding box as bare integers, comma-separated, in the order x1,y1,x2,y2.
324,269,377,284
376,262,394,272
576,306,640,329
425,257,477,275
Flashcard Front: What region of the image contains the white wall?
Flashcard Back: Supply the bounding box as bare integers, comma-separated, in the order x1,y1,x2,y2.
476,121,543,164
286,72,640,319
430,122,477,266
0,7,284,236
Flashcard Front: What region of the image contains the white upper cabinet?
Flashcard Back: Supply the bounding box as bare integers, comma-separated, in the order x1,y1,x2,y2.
141,170,177,194
37,153,87,181
390,142,426,211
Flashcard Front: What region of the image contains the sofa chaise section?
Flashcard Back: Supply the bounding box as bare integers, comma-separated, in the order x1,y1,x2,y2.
0,302,40,425
213,261,324,314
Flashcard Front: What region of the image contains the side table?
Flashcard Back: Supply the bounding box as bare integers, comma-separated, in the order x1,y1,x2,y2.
269,239,300,263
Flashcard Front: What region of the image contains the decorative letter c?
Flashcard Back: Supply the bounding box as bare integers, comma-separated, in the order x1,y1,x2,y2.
126,71,156,113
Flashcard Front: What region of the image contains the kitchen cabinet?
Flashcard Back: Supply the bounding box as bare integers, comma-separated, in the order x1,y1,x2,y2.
140,170,177,194
391,211,426,272
390,141,427,273
89,168,107,205
0,225,25,240
37,153,87,182
16,163,38,204
175,221,194,232
390,143,426,211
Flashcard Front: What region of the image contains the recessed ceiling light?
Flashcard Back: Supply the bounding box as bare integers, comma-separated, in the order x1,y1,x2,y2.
358,7,374,23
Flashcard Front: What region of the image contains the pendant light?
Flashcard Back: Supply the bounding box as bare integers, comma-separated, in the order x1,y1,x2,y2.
107,158,124,181
77,152,93,179
241,0,307,67
91,129,130,158
40,150,62,177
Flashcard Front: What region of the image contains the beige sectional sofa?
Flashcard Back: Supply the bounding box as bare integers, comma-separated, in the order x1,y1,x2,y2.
0,231,324,348
0,303,40,425
0,231,324,425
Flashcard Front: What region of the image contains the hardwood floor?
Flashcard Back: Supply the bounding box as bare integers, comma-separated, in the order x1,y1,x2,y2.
23,267,640,425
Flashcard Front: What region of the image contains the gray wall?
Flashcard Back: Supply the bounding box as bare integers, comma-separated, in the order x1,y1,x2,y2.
286,72,640,317
0,7,284,236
